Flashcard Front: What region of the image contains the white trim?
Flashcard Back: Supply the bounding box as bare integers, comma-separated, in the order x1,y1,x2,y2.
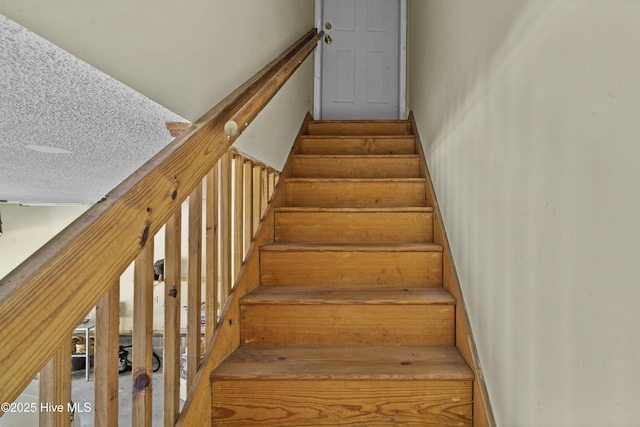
313,0,407,120
313,0,323,119
399,0,407,119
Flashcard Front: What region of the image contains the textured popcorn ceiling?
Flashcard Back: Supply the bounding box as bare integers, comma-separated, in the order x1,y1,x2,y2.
0,15,187,205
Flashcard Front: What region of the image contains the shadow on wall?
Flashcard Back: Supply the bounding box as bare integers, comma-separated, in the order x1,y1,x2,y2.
410,0,640,425
410,0,562,149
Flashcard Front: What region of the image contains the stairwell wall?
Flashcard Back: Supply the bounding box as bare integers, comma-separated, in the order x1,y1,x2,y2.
408,1,640,425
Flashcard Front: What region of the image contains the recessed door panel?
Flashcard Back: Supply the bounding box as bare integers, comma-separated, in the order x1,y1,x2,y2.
336,49,356,103
336,0,356,31
367,50,386,104
367,0,388,32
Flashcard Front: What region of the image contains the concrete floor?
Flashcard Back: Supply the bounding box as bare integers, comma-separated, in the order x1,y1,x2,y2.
71,368,167,427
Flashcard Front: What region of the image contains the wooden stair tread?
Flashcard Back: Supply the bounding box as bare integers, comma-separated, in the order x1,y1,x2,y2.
286,177,425,183
293,154,419,159
211,345,473,381
275,207,434,213
299,135,415,140
260,242,443,253
241,286,455,305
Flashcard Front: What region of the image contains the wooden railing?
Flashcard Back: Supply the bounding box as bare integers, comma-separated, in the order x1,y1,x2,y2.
0,28,321,426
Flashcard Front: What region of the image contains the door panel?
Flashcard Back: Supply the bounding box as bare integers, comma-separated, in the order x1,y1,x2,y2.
336,49,355,103
336,0,356,31
366,50,386,103
367,0,388,32
321,0,400,120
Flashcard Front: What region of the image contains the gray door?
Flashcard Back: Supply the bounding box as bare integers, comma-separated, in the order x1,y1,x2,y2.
320,0,400,120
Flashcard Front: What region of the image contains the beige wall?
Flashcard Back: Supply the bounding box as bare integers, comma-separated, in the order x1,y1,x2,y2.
409,1,640,425
0,202,186,331
1,0,315,169
0,204,88,278
0,201,206,332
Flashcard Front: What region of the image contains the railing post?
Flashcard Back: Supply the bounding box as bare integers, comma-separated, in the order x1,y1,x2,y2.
39,340,72,427
95,279,120,427
164,209,182,427
132,242,154,426
187,183,203,388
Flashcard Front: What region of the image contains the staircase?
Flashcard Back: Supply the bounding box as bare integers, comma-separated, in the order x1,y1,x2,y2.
210,120,474,426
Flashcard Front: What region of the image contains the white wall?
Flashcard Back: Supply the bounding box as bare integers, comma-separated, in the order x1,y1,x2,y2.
409,1,640,425
1,0,315,169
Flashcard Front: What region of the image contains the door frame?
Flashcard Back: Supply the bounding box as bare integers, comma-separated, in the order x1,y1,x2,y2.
313,0,407,120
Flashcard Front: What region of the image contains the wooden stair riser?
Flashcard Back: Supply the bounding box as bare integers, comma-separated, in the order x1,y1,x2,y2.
298,136,416,155
285,179,427,208
212,379,472,426
306,120,412,136
274,209,434,243
291,155,420,178
240,304,454,346
259,247,443,287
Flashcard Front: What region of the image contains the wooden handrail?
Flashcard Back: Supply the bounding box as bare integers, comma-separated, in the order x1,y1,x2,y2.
0,27,322,409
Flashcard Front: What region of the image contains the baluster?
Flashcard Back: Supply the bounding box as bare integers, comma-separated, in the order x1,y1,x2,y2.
39,340,72,427
220,151,232,306
243,160,253,254
95,279,120,427
205,165,219,343
268,168,276,200
252,164,262,235
260,166,269,218
132,242,154,426
187,183,203,388
233,154,244,280
164,209,181,427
